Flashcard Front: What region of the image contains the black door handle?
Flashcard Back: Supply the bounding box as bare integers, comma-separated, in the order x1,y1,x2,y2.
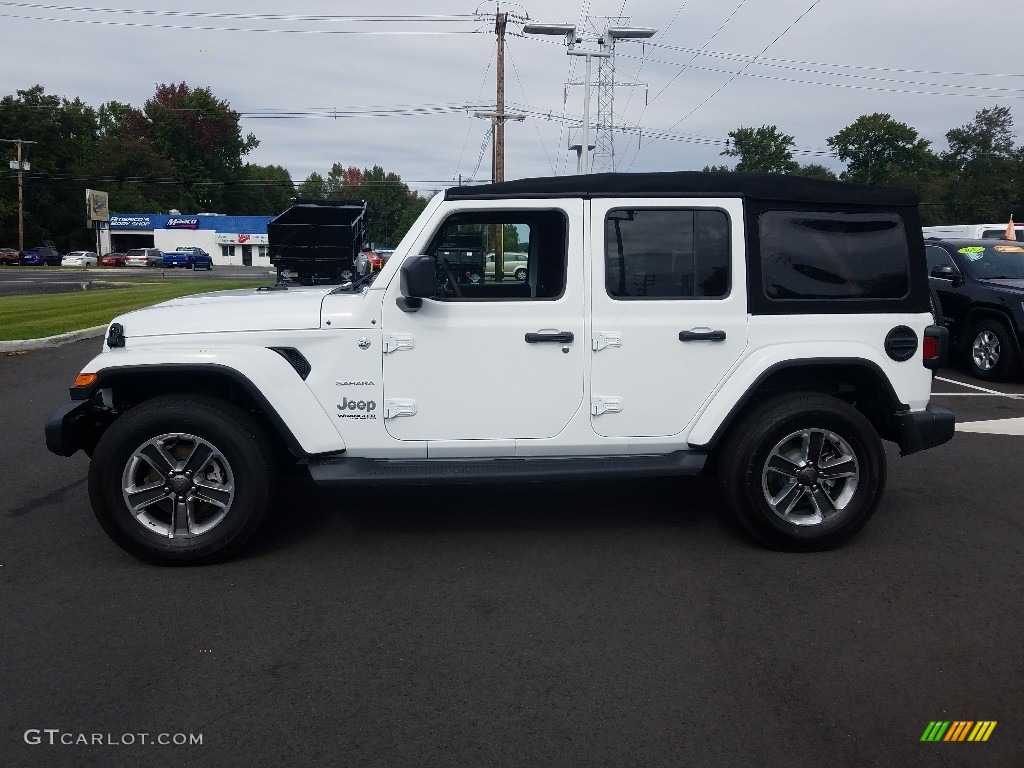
525,331,575,344
679,330,727,342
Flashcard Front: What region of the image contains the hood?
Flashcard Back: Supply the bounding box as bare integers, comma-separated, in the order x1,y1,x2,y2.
982,278,1024,292
115,286,338,338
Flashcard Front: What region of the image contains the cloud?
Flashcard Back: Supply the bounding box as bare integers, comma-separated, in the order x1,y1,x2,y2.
2,0,1021,192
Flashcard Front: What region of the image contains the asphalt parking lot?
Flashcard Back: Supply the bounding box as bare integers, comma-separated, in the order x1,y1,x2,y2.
1,341,1021,768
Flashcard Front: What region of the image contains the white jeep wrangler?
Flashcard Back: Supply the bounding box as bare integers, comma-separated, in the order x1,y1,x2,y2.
46,172,954,564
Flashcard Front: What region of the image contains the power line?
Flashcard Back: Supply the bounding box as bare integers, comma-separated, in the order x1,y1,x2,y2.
0,11,484,34
661,0,825,133
0,3,477,22
618,51,1024,96
614,53,1024,99
644,42,1024,81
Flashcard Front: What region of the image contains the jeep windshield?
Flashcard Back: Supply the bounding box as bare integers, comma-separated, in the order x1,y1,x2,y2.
958,243,1024,279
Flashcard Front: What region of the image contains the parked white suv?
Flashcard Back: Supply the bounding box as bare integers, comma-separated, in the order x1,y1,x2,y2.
47,172,953,564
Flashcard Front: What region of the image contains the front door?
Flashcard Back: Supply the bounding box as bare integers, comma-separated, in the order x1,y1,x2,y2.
381,203,584,442
589,198,749,438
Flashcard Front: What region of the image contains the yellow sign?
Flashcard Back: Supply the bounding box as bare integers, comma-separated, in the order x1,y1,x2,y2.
86,189,109,222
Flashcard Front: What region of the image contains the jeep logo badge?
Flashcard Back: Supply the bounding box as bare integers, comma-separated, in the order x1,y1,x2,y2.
338,398,377,412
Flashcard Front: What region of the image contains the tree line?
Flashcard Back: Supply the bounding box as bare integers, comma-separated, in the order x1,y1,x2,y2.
704,107,1023,225
3,82,1021,250
0,84,427,251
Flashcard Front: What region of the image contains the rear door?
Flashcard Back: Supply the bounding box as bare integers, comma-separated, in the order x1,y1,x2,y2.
589,198,749,438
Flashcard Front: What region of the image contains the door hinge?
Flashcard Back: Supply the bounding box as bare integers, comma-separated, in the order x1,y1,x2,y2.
592,332,622,352
384,399,417,419
382,333,415,354
591,396,623,416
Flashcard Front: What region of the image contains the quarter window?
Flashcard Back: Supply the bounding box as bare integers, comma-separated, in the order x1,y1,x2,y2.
760,211,909,300
605,209,730,299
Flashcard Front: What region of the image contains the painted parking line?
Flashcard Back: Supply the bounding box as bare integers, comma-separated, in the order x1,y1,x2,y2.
933,377,1024,399
956,417,1024,436
932,376,1024,434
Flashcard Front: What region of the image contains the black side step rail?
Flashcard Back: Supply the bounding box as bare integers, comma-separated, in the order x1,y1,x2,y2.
307,451,706,486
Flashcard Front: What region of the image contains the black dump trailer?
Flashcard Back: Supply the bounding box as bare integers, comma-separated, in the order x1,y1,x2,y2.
268,199,368,284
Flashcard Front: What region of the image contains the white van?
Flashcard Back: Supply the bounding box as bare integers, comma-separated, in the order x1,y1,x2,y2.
922,223,1021,240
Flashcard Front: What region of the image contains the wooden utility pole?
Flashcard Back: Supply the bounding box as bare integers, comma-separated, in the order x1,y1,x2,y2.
474,12,524,183
473,11,525,281
2,138,36,251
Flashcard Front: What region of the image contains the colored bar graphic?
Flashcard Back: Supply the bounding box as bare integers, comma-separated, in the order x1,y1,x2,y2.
921,720,996,742
944,721,972,741
969,722,997,742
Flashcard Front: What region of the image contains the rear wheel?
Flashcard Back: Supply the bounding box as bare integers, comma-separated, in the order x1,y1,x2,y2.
967,318,1019,381
719,393,886,551
88,394,275,565
514,267,527,281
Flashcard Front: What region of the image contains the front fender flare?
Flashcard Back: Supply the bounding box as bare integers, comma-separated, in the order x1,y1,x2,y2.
72,348,346,456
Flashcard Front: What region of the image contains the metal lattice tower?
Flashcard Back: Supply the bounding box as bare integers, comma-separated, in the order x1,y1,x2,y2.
593,53,616,173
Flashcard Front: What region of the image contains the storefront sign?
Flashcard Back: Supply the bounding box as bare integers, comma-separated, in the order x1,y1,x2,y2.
166,218,200,229
109,216,153,229
215,233,268,245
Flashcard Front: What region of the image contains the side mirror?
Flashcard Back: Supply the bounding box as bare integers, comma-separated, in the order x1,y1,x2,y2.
397,254,436,312
931,264,958,283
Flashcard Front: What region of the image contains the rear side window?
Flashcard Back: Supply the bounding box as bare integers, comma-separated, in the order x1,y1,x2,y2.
605,208,730,299
760,211,909,300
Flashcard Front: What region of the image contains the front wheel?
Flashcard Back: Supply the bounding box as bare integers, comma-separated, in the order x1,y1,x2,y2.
718,393,886,551
88,394,275,565
514,267,527,281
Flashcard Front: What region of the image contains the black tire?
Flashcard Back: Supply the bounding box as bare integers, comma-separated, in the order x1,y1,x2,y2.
514,267,527,281
966,318,1019,381
718,393,886,551
928,284,945,327
88,394,275,565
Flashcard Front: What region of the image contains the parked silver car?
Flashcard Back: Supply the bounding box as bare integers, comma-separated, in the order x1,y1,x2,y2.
484,251,528,281
125,248,163,267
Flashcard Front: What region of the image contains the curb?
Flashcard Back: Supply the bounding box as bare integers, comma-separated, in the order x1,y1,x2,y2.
0,325,107,353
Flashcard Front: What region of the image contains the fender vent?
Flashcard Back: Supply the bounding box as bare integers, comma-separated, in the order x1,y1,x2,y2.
884,326,918,362
268,347,312,380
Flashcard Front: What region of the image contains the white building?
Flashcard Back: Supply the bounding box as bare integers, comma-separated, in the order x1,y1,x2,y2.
102,212,274,266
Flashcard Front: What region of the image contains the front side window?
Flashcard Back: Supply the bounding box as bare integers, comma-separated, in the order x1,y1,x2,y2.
925,245,957,274
424,210,567,300
760,211,909,300
605,208,730,299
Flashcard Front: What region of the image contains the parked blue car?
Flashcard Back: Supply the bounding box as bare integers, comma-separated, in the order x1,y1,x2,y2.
20,246,62,266
163,247,213,270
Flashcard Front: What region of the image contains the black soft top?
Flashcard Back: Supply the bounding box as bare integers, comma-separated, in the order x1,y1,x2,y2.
445,171,917,208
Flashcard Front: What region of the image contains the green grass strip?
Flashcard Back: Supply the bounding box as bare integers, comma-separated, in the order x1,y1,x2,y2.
0,279,271,340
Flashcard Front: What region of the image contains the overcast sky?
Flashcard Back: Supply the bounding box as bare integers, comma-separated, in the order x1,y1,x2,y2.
2,0,1023,197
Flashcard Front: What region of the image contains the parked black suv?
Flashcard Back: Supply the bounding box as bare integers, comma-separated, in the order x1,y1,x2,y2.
926,237,1024,380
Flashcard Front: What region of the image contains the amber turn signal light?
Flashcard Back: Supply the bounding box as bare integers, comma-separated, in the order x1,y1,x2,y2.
74,373,98,387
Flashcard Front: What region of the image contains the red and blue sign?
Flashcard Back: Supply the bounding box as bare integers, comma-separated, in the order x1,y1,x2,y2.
166,218,200,230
